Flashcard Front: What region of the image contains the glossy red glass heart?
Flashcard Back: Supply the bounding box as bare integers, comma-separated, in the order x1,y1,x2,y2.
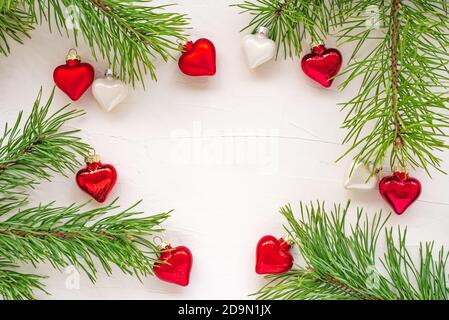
178,38,216,76
301,44,343,88
379,171,422,215
256,235,293,274
76,161,117,203
54,58,95,101
154,245,193,286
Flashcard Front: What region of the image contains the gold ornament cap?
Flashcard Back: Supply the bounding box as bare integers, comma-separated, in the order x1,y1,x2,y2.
66,48,81,61
85,153,101,163
282,233,295,246
153,236,171,249
176,38,190,51
159,241,171,250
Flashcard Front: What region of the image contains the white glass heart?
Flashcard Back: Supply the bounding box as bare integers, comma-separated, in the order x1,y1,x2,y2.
344,161,379,190
92,71,129,112
241,27,276,69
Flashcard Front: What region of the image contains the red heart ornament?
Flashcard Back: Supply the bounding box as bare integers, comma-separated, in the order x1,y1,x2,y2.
54,58,94,101
76,160,117,203
301,44,343,88
154,245,193,286
256,235,293,275
379,171,422,215
178,38,216,76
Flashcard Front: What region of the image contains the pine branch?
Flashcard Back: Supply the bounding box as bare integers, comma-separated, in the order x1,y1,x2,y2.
0,258,47,300
233,0,335,58
0,200,170,287
254,269,365,300
235,0,449,175
390,0,402,149
0,1,34,56
0,89,173,300
336,0,449,175
0,88,90,204
254,201,449,300
1,1,189,86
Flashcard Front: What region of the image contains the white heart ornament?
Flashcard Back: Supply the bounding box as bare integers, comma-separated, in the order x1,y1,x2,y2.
92,73,129,112
241,27,276,69
344,161,379,191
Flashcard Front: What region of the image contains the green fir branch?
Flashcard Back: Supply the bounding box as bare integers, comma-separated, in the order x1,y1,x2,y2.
0,0,189,86
254,202,449,300
0,88,90,202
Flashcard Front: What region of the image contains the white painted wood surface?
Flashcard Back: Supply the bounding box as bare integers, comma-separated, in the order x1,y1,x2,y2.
1,0,449,299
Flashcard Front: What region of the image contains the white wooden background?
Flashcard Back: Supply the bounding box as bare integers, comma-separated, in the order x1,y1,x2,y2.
1,0,449,300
